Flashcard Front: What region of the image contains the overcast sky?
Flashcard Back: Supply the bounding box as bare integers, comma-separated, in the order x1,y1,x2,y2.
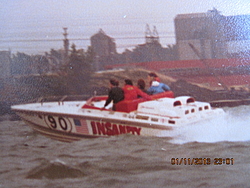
1,0,250,54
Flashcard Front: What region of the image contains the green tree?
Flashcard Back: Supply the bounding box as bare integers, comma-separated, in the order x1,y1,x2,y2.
85,46,95,72
33,55,50,75
63,44,93,95
11,52,33,75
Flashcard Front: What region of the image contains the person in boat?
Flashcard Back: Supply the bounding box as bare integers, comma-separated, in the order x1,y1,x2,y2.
102,79,124,110
123,79,151,100
137,79,149,94
147,72,171,95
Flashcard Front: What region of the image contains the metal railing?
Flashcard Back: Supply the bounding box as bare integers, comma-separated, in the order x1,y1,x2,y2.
36,95,91,105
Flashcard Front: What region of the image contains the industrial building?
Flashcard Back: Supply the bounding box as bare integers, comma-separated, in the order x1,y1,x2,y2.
90,29,117,57
90,29,117,70
174,8,250,60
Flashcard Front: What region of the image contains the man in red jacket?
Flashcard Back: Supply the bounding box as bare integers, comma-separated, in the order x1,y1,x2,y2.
123,79,151,100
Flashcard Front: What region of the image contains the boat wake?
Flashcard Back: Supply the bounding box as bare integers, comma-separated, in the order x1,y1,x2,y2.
168,105,250,144
26,159,85,179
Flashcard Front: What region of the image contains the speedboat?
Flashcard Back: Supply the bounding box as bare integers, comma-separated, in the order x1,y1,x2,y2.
11,91,224,142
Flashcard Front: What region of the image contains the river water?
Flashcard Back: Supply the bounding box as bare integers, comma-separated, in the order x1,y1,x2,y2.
1,105,250,188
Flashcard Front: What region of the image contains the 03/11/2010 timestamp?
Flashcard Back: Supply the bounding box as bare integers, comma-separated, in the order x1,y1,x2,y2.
171,158,234,165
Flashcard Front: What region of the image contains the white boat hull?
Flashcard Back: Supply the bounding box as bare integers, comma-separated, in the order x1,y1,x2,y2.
14,111,173,142
12,96,225,142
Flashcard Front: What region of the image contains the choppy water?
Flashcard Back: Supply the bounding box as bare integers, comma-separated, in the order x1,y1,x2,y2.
1,105,250,188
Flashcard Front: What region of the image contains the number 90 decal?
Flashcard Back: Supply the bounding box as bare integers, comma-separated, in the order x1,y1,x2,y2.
45,115,72,132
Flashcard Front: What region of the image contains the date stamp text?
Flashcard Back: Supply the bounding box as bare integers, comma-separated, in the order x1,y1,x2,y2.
171,158,234,165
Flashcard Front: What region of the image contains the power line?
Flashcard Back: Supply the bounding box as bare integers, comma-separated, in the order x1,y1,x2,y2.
2,17,175,31
4,16,175,24
0,35,176,43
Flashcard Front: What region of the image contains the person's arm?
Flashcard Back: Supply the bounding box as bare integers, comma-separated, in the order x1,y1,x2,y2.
104,90,113,107
137,87,152,99
147,87,153,95
162,83,171,91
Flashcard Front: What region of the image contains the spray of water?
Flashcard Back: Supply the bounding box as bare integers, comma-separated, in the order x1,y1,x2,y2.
169,105,250,144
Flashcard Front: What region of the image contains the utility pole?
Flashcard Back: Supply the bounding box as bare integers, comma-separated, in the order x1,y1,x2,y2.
63,27,69,64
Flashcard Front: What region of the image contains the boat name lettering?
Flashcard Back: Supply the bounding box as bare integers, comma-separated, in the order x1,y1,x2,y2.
140,105,154,109
90,121,141,136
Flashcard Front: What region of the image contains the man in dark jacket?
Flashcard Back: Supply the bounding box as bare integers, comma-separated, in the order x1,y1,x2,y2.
103,79,124,110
